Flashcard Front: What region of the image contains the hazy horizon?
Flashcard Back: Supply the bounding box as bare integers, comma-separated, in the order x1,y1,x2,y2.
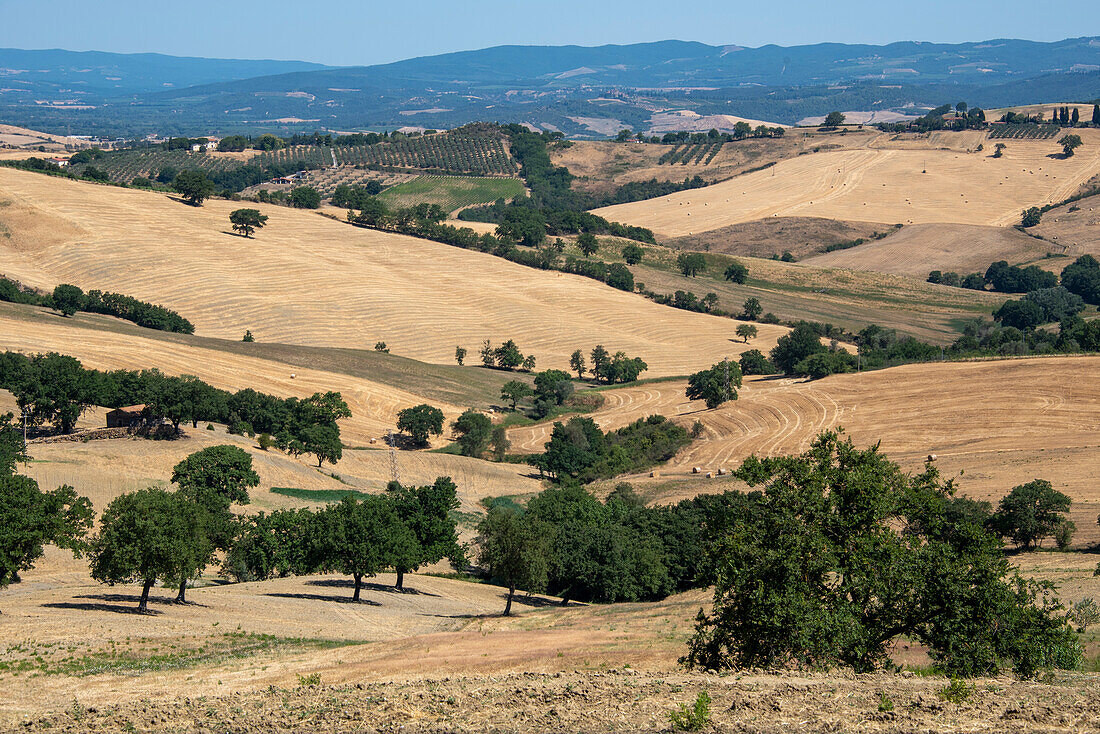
3,0,1099,66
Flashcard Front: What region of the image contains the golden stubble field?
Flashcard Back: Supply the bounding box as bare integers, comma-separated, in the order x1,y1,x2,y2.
0,168,785,377
594,131,1100,236
803,222,1052,277
509,356,1100,543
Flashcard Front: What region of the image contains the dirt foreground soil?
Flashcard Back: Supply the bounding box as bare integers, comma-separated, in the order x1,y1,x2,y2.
9,668,1100,733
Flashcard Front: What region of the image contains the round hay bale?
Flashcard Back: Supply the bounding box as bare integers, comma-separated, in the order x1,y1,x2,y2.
692,466,702,474
717,468,728,476
705,472,714,479
650,470,659,478
927,453,938,462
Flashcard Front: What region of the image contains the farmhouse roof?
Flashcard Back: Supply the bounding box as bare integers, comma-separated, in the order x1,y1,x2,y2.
109,404,147,413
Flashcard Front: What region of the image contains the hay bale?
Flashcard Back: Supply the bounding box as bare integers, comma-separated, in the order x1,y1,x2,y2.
927,453,938,462
692,466,702,474
717,468,728,476
650,470,659,478
705,472,714,479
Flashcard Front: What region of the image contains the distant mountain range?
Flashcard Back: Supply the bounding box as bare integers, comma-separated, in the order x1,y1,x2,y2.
2,38,1099,138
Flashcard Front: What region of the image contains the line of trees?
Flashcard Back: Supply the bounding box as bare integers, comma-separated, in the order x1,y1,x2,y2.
223,477,464,598
929,260,1058,294
0,351,350,465
478,339,537,372
0,278,194,334
344,197,643,295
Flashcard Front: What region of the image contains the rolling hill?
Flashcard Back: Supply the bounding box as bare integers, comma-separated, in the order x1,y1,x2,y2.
0,168,785,377
594,130,1100,234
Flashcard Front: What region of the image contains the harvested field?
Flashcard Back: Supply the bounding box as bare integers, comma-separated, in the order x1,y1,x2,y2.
804,222,1050,277
0,300,530,411
0,167,786,376
509,356,1100,544
594,133,1100,235
14,419,541,518
668,216,891,259
1028,192,1100,266
0,123,88,149
551,129,877,196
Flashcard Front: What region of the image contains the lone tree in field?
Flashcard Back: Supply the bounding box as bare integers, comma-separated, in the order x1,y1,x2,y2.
741,297,763,321
476,506,549,616
686,359,743,409
454,346,467,366
991,479,1073,551
229,208,268,238
387,477,464,590
51,284,85,317
724,261,748,284
451,409,493,457
685,431,1082,678
397,404,444,447
735,324,757,343
90,487,208,613
172,170,216,206
678,253,707,277
170,445,259,602
1021,207,1043,228
500,380,533,410
822,111,846,128
1058,134,1083,158
569,349,586,379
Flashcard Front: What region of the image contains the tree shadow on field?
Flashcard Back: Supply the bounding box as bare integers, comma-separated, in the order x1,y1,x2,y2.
166,195,200,207
509,593,573,609
42,592,184,615
306,579,440,597
264,592,382,606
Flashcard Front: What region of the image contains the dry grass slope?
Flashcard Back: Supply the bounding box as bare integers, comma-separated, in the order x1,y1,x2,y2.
510,356,1100,543
0,168,785,377
804,223,1051,277
594,132,1100,235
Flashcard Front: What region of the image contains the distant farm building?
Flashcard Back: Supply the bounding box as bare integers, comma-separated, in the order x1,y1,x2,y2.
105,404,147,428
48,157,69,167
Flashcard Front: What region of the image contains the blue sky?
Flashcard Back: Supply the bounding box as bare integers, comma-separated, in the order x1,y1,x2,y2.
2,0,1099,66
